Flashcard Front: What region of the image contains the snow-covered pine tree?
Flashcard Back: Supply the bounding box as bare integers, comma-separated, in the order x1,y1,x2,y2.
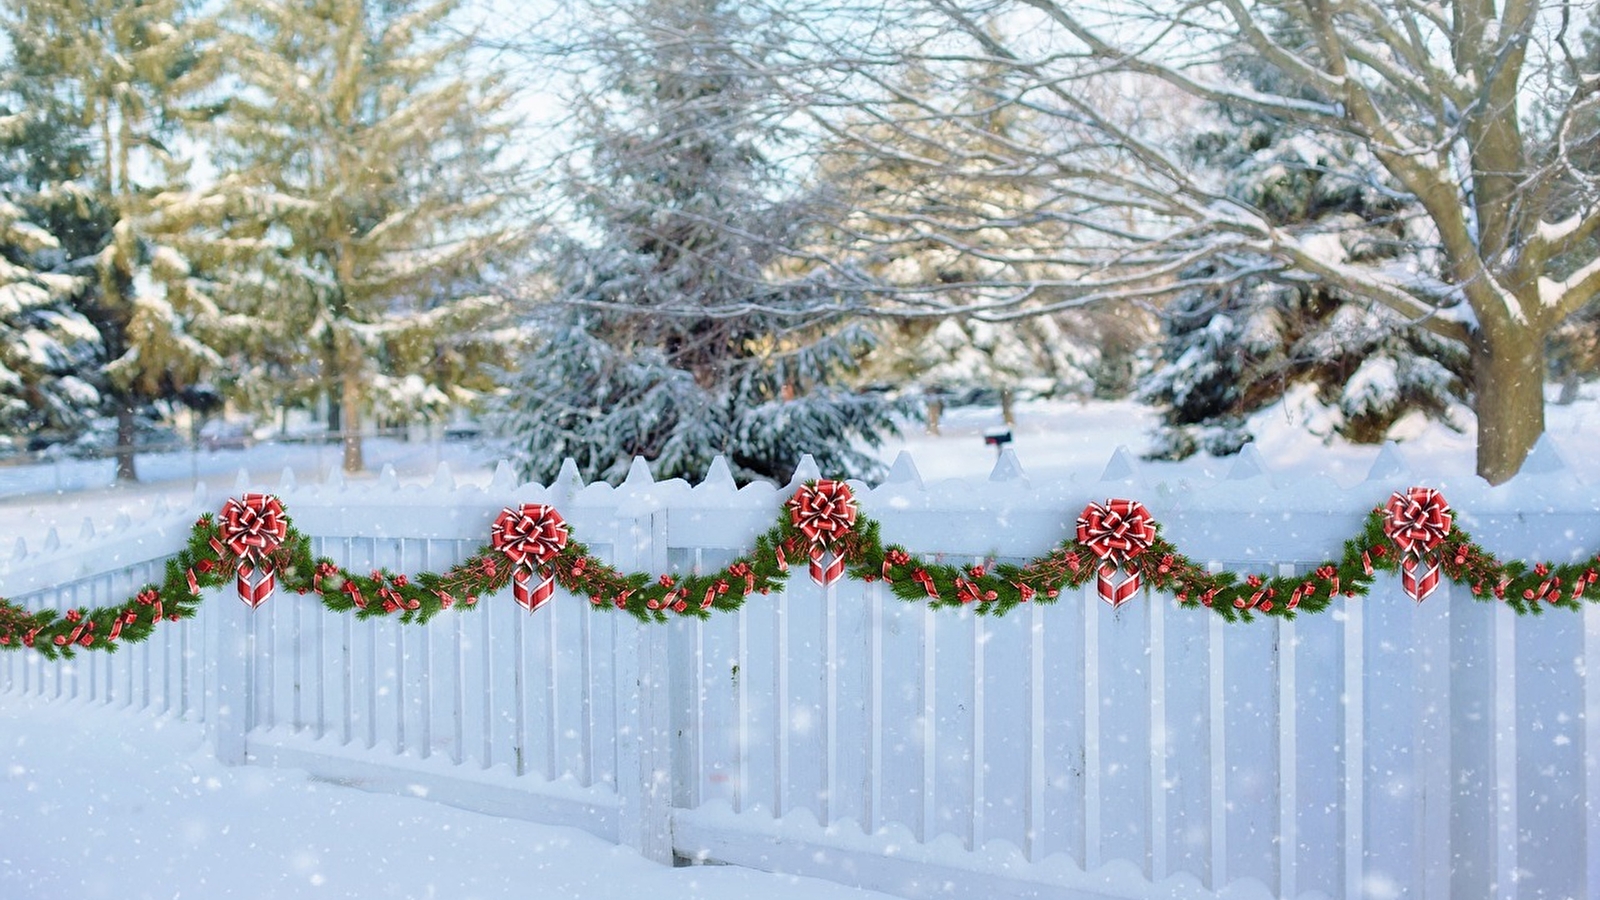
0,172,98,438
497,0,908,486
1,0,223,479
1140,26,1468,460
156,0,523,473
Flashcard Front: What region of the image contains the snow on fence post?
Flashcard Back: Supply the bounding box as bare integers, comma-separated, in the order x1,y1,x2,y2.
206,586,251,766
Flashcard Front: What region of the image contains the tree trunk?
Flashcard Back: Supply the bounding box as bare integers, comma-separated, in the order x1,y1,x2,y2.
114,404,138,483
341,368,364,474
1473,328,1546,485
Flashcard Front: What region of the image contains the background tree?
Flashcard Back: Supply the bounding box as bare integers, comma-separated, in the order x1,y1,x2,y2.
1142,35,1469,458
813,57,1153,421
1,0,222,480
834,0,1600,483
159,0,523,473
497,0,909,485
0,176,98,441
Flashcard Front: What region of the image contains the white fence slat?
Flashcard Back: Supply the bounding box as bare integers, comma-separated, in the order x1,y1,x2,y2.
1292,606,1343,896
1162,595,1212,884
1083,584,1101,871
1221,605,1278,891
1586,602,1600,900
1447,597,1495,892
1099,597,1152,877
1041,590,1087,870
1364,586,1419,899
830,580,873,830
1342,595,1365,900
1493,605,1518,900
1416,587,1451,900
932,604,976,849
1208,606,1227,889
1275,613,1295,900
981,606,1030,856
742,586,779,815
782,579,826,824
1025,601,1046,864
1515,603,1586,900
874,593,922,838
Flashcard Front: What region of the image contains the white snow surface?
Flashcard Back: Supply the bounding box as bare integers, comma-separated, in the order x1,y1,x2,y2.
0,696,902,900
6,393,1600,898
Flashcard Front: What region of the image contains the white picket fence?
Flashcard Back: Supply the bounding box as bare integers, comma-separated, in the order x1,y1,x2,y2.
4,448,1600,900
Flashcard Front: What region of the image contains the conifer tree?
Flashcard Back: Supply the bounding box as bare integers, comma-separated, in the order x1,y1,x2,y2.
1140,34,1469,459
497,0,908,485
1,0,222,479
157,0,522,473
0,180,98,438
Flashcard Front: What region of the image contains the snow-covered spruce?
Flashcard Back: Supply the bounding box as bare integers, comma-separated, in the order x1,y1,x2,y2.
495,0,909,486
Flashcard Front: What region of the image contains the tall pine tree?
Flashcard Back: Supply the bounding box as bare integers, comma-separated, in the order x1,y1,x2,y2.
157,0,522,472
0,172,98,439
498,0,907,485
2,0,223,479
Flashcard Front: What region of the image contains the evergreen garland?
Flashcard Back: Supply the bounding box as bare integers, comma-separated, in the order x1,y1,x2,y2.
2,483,1597,660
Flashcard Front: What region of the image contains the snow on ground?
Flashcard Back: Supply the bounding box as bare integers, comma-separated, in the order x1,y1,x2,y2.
4,394,1600,900
0,695,904,900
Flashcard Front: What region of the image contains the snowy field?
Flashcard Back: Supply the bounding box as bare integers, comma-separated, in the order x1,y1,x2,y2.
4,394,1600,899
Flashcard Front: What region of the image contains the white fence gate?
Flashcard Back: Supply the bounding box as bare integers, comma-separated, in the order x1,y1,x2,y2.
4,452,1600,900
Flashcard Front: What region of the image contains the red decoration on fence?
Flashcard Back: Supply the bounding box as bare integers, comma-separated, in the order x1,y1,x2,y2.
219,493,288,608
787,480,858,587
490,504,570,612
1076,498,1157,607
1383,487,1453,601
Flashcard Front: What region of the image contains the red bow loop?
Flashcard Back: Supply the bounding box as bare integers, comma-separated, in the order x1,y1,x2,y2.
1382,488,1452,602
1076,498,1156,568
219,493,288,562
787,480,858,545
490,504,570,567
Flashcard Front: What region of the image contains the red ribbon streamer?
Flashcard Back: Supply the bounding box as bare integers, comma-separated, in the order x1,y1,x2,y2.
491,504,569,613
1383,488,1452,602
808,549,846,588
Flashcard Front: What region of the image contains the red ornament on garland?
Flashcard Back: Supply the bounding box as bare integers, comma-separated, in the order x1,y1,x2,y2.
219,494,289,608
490,504,570,612
1383,487,1453,602
786,480,858,587
1076,498,1157,608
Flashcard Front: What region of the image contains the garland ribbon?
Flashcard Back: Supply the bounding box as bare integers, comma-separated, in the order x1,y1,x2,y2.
1383,487,1452,602
218,493,288,608
1076,498,1157,608
786,479,858,587
490,504,569,612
